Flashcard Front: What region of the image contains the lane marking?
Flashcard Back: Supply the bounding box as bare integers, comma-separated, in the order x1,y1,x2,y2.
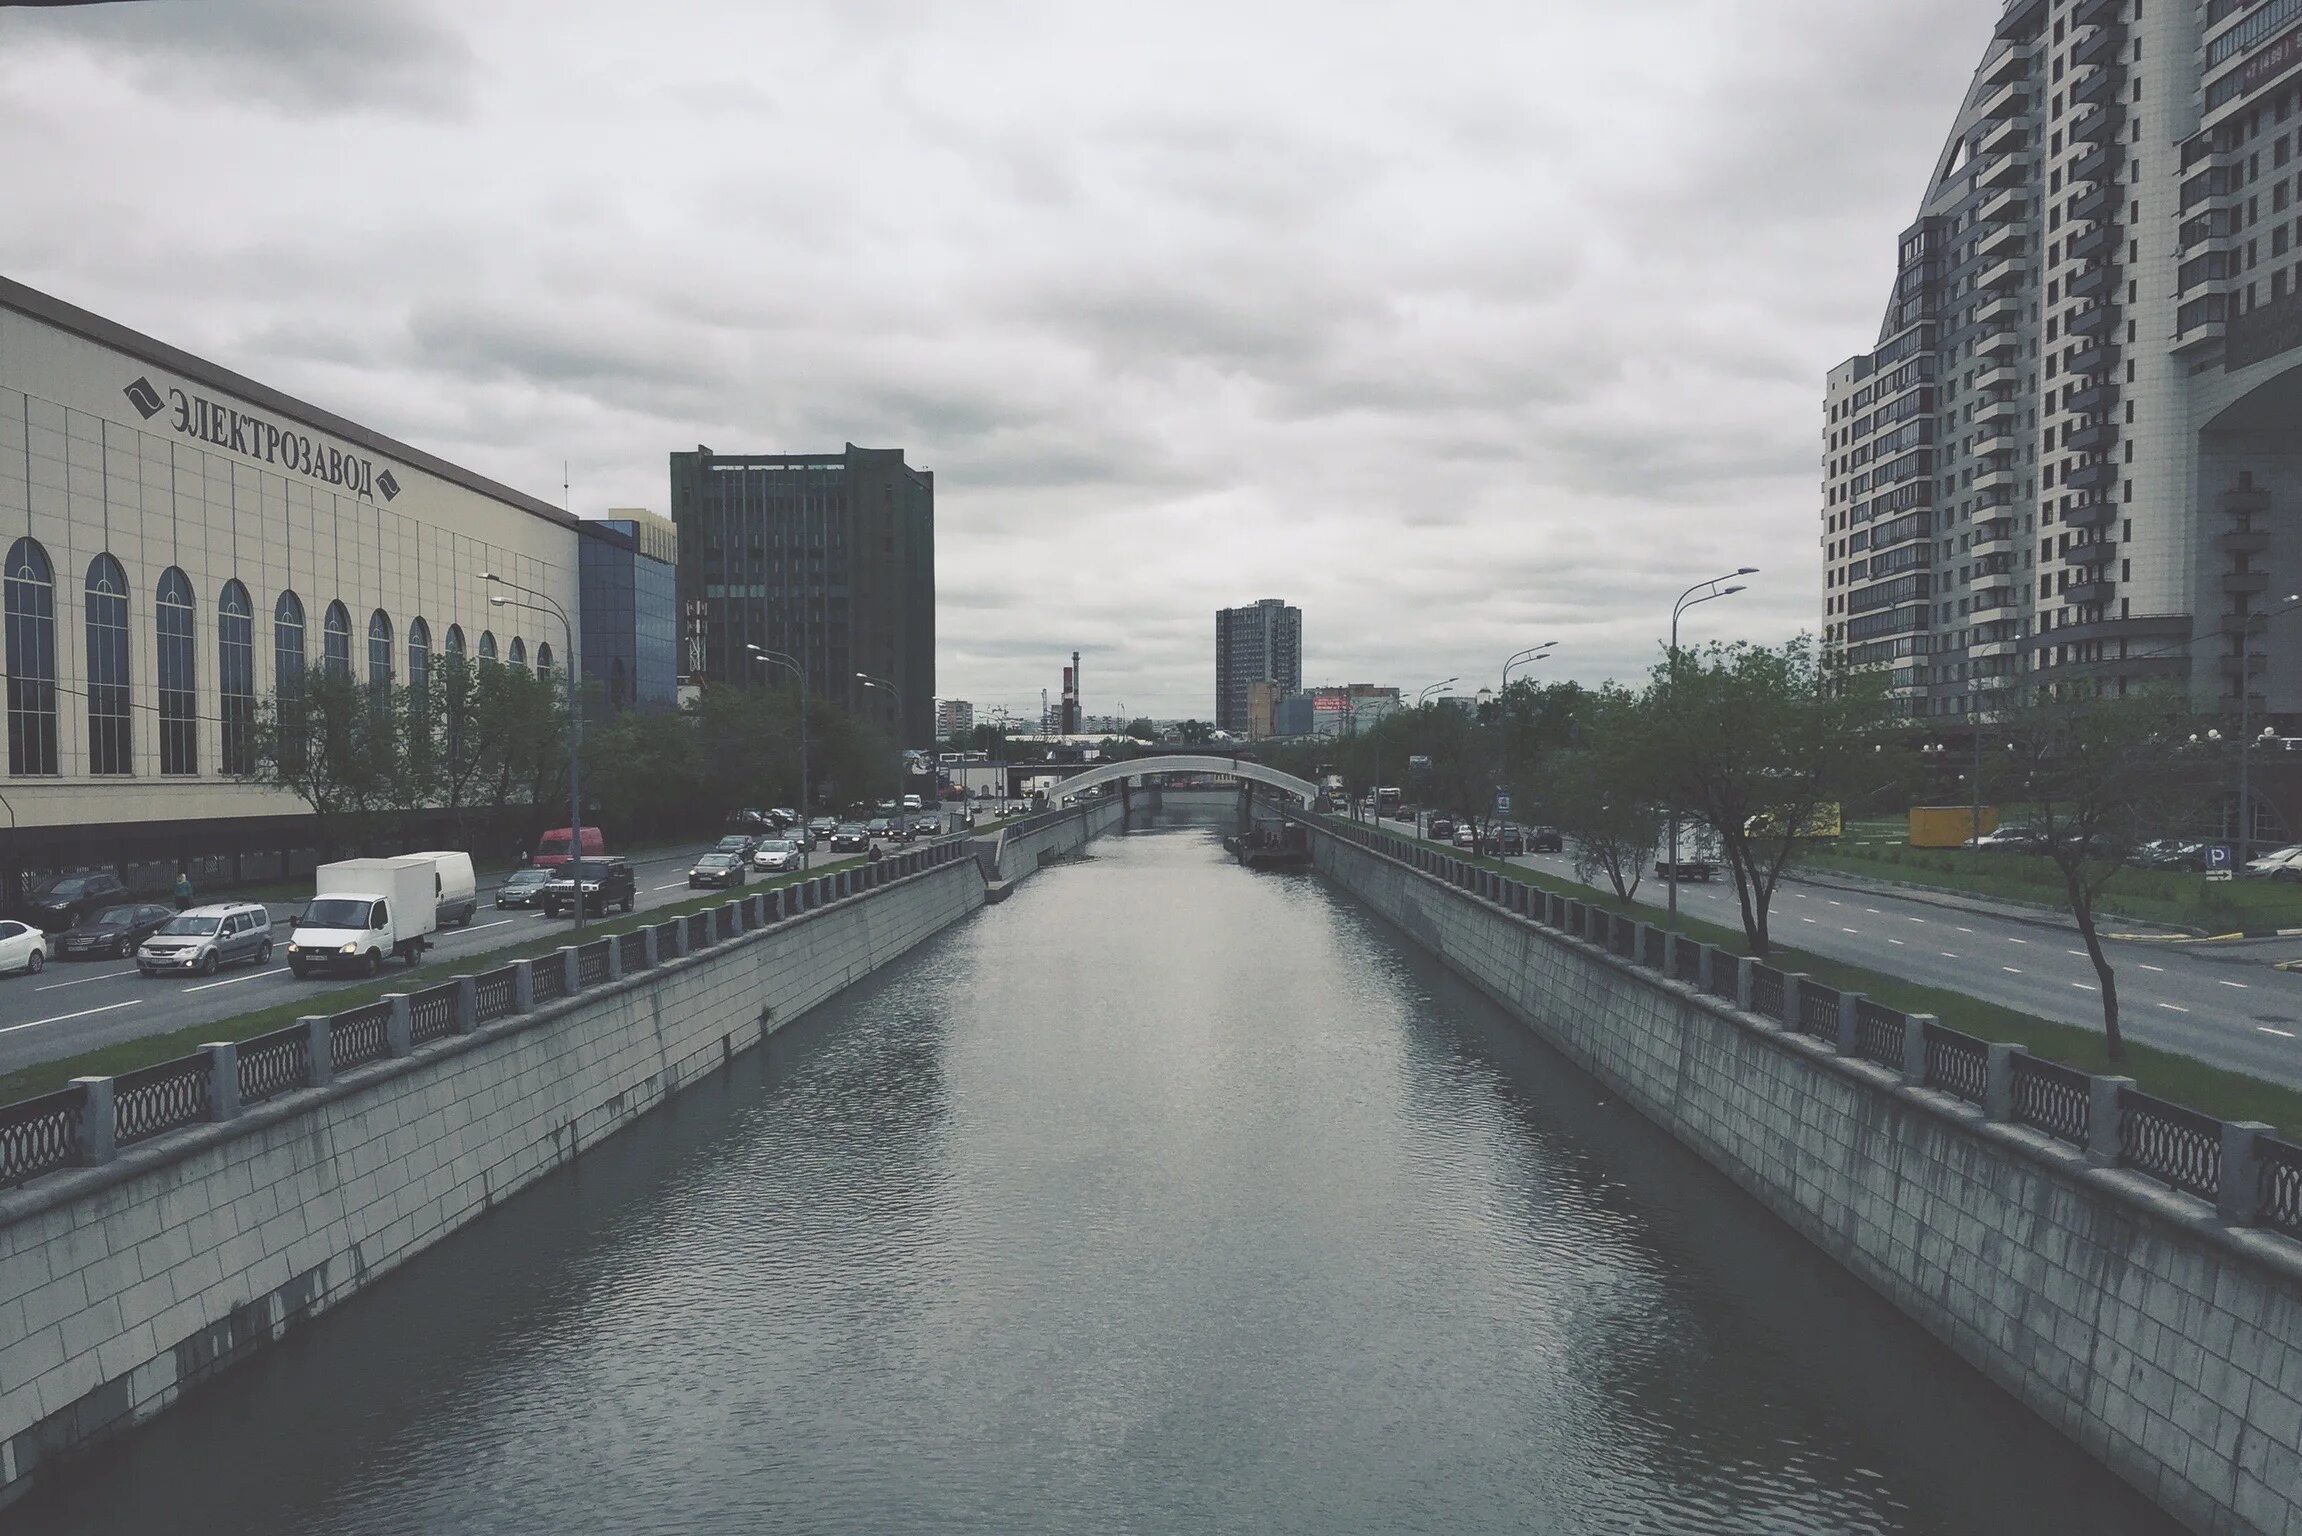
1887,938,1906,946
2139,963,2165,973
2072,982,2096,991
1941,951,1960,959
1907,917,1926,924
1801,917,1819,924
2002,965,2022,973
2006,938,2028,945
1956,926,1975,934
35,967,139,992
1827,900,1842,908
1841,927,1859,934
180,966,287,993
456,918,515,934
2216,980,2249,989
2261,1026,2297,1038
2067,949,2086,957
2157,1003,2190,1013
1865,908,1882,915
653,882,687,891
0,998,139,1035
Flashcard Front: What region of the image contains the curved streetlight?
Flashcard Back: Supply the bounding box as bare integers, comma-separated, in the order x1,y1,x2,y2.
483,572,584,932
749,644,812,868
1664,569,1756,925
1495,642,1558,848
1415,677,1458,707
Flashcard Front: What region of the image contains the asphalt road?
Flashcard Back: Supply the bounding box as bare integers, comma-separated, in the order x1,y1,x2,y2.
1371,815,2302,1091
0,839,865,1078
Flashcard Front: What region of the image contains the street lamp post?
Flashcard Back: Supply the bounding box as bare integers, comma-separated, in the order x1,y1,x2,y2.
857,672,905,813
1496,643,1556,851
1665,568,1756,925
749,643,811,869
1411,678,1456,837
483,573,583,933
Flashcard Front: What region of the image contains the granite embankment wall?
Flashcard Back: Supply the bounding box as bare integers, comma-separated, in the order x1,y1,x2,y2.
1307,820,2302,1536
981,797,1127,883
0,852,994,1507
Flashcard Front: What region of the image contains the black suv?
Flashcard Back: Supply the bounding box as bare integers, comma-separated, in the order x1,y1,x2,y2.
539,858,637,918
1527,826,1564,853
26,870,131,930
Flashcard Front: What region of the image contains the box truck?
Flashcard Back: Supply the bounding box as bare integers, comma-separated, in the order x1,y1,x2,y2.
287,855,440,978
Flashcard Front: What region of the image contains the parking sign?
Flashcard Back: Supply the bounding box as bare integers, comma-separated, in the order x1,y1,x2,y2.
1495,792,1511,816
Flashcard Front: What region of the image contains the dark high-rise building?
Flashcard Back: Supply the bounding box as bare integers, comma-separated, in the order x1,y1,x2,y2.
669,443,934,747
577,509,678,713
1215,598,1301,732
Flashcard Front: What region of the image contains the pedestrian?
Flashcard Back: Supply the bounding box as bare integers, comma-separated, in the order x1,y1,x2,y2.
513,841,529,867
173,867,194,911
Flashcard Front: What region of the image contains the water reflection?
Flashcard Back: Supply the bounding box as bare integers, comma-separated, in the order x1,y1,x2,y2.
22,825,2175,1535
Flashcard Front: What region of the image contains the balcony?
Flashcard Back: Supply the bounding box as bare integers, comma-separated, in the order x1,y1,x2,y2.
1978,79,2030,121
1979,254,2028,293
1973,463,2019,494
1977,148,2030,190
2219,527,2270,556
1971,637,2023,660
1975,292,2025,331
2066,379,2119,417
2065,338,2117,380
2066,300,2120,338
2222,569,2270,595
2064,497,2119,529
2065,417,2118,454
2068,103,2124,146
2068,181,2115,228
2174,317,2228,357
1997,0,2047,38
1974,419,2018,454
1977,221,2026,264
1974,364,2020,395
1983,37,2034,86
2221,484,2272,516
1979,118,2029,165
1978,185,2027,227
2068,261,2118,300
2073,62,2124,107
2067,224,2119,264
2072,21,2123,69
2066,460,2118,494
1974,392,2021,428
1971,529,2018,558
2072,0,2118,28
2065,578,2116,607
2064,538,2118,568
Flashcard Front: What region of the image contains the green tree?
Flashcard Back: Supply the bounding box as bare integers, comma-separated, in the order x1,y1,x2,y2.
1124,717,1159,741
584,708,706,844
250,663,408,858
1175,719,1214,745
1650,638,1891,958
1547,686,1664,899
2003,686,2200,1061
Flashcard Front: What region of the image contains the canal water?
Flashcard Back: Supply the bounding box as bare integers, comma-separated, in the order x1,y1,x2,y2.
22,821,2176,1535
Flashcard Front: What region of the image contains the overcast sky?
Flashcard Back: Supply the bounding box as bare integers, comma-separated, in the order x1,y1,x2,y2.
1,0,1991,720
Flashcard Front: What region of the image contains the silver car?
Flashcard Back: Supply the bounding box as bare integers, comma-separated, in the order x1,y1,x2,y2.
752,838,800,872
139,902,274,977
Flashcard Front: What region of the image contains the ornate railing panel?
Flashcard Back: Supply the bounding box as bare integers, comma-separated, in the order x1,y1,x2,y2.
2118,1090,2222,1203
410,983,460,1045
528,957,568,1006
577,940,612,989
1642,927,1666,970
113,1056,211,1146
1796,982,1841,1042
2260,1138,2302,1238
474,966,517,1023
236,1024,312,1104
1922,1022,1989,1106
2010,1055,2090,1146
618,931,650,971
1855,998,1904,1067
1674,942,1704,987
1749,965,1785,1020
330,1002,392,1072
0,1084,84,1185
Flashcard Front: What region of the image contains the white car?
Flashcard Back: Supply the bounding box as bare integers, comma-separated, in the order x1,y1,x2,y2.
752,839,800,872
1453,826,1479,848
2244,846,2302,882
0,919,48,976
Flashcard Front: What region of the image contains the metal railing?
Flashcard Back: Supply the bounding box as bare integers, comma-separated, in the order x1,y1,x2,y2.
113,1055,211,1146
331,1002,393,1072
1855,998,1903,1067
474,966,517,1023
1674,942,1704,987
576,940,612,989
2261,1138,2302,1238
1749,965,1785,1021
2011,1055,2091,1146
528,956,568,1006
1923,1021,1989,1106
1797,982,1841,1043
410,983,460,1045
2119,1089,2222,1202
618,930,650,971
685,912,711,951
237,1023,312,1104
1642,927,1666,969
0,1083,84,1185
1610,916,1637,959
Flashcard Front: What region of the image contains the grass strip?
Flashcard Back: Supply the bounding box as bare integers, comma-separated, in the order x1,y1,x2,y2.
1349,820,2302,1135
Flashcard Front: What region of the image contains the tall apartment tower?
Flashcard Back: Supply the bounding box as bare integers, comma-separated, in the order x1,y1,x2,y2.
1214,598,1302,732
669,443,935,748
1823,0,2302,722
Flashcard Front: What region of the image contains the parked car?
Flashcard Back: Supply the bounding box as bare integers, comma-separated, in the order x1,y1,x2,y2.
497,867,551,908
830,825,870,855
55,901,175,960
1493,826,1527,856
1453,825,1479,849
688,852,748,889
138,902,273,977
539,858,637,918
752,838,801,872
1964,825,2048,854
767,808,799,830
2244,845,2302,882
1527,826,1564,854
0,919,47,977
2135,839,2211,872
715,833,760,863
729,808,770,830
25,870,130,931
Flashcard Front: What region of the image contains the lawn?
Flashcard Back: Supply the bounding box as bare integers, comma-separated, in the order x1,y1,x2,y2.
1352,818,2302,1135
1803,840,2302,935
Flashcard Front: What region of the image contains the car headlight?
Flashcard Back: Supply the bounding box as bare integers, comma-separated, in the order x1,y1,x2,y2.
340,943,358,954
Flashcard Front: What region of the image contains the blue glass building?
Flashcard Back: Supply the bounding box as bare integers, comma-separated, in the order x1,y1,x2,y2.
578,512,678,712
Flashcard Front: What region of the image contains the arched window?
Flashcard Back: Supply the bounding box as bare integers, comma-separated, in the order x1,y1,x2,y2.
367,609,393,696
4,539,57,775
86,554,131,775
534,641,553,681
274,590,307,772
478,630,498,666
408,618,431,716
220,581,255,775
444,623,465,661
508,636,527,674
323,601,351,678
157,567,196,776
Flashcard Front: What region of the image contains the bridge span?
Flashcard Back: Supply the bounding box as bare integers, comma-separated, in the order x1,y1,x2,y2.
1043,754,1317,804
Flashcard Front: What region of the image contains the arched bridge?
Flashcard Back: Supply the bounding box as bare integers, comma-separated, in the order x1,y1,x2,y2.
1045,755,1319,805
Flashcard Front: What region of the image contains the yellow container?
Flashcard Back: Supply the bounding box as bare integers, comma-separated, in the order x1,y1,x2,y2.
1910,805,1997,848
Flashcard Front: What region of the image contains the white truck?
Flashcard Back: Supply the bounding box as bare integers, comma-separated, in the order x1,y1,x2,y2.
1653,823,1723,883
287,855,440,978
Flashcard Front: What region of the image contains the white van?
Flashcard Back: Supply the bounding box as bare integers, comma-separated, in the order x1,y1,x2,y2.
412,851,479,928
902,794,924,812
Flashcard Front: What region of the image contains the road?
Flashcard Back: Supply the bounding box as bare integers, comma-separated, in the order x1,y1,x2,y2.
0,839,869,1078
1372,814,2302,1090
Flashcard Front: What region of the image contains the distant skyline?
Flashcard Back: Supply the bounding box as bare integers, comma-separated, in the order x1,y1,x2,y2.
0,0,2000,716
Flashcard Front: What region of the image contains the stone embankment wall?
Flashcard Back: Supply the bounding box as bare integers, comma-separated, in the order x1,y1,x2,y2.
0,855,990,1506
1305,821,2302,1536
983,797,1127,883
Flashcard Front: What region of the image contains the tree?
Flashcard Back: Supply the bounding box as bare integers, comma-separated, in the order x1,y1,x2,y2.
1175,719,1214,745
1651,638,1891,958
1124,717,1159,742
2003,685,2199,1061
1548,686,1664,900
249,663,409,858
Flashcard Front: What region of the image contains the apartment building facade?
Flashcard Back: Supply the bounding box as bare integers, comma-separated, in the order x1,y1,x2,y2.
1824,0,2302,722
1214,598,1301,733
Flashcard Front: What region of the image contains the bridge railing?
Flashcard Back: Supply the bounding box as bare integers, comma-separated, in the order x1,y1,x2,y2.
1288,809,2299,1242
0,843,974,1192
